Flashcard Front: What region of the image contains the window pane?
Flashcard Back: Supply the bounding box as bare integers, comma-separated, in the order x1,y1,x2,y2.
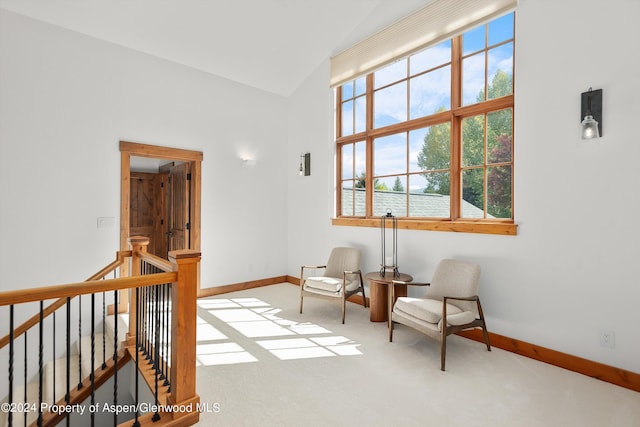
462,115,484,167
374,58,407,88
374,81,407,128
342,184,354,216
463,25,485,56
374,133,406,176
391,175,406,192
373,176,406,217
487,109,512,164
462,52,485,106
341,100,353,136
341,81,354,101
408,173,427,194
354,96,366,133
354,141,366,182
409,128,429,173
487,42,513,99
341,185,365,217
487,165,512,218
461,168,484,218
409,65,451,119
423,171,450,196
341,144,354,179
488,13,514,46
415,123,451,173
341,141,366,180
408,174,449,218
410,40,451,74
354,76,366,96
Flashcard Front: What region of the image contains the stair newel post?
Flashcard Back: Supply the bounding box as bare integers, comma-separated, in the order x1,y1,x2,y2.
168,249,201,420
127,236,149,346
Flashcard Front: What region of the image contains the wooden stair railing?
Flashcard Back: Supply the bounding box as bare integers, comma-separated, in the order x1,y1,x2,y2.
0,237,200,427
0,251,129,352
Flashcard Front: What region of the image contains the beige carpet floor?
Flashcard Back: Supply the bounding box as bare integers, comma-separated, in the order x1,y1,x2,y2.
194,283,640,427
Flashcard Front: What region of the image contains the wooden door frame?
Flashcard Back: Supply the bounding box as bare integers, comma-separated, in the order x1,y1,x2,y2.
120,141,203,295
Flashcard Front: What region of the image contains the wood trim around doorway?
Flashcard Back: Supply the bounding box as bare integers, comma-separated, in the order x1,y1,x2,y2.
119,141,203,306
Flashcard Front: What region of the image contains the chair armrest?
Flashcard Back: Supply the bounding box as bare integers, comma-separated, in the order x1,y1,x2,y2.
389,281,430,307
343,269,361,275
300,265,327,285
392,280,430,287
443,295,479,302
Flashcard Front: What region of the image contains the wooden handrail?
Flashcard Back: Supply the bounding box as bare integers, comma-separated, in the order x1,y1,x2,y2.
0,272,177,307
0,252,128,350
138,249,175,273
87,250,130,281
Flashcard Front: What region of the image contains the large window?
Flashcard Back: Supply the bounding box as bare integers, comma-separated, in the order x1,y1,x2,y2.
335,12,516,235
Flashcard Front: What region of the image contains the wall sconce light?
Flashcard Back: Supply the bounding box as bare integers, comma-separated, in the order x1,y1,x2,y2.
299,152,310,176
581,87,602,139
241,157,256,167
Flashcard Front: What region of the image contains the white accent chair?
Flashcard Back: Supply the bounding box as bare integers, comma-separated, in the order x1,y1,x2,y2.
389,259,491,370
299,247,366,324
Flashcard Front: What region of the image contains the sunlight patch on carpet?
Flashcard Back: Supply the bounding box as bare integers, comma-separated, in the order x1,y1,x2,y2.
227,320,297,338
196,297,363,364
196,343,257,366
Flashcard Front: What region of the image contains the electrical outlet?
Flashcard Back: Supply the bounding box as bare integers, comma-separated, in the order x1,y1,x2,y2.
600,330,615,348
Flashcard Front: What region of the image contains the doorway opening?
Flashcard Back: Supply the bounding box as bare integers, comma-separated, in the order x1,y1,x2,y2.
119,141,203,305
129,160,191,258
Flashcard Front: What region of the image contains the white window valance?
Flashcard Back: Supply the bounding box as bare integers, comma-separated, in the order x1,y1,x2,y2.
330,0,517,87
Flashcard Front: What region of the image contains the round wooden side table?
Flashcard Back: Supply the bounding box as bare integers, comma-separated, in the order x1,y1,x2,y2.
365,271,412,323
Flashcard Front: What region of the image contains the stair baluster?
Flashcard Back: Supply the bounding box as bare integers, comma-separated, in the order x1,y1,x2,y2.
8,305,14,427
52,311,56,407
65,297,71,404
164,283,170,388
152,284,161,422
77,295,83,391
102,291,107,370
113,289,118,427
24,331,27,427
132,287,140,427
90,293,96,426
38,301,44,427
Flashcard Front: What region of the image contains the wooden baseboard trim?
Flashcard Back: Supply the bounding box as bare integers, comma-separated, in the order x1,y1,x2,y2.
198,276,288,298
200,279,639,393
458,329,640,392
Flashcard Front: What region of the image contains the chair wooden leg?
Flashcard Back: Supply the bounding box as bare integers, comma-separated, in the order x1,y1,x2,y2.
299,293,303,314
482,324,491,351
441,334,447,371
341,297,346,324
389,319,394,342
476,297,491,351
441,300,447,371
359,272,367,308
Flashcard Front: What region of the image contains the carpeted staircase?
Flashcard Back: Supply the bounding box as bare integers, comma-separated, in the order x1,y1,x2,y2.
1,314,128,427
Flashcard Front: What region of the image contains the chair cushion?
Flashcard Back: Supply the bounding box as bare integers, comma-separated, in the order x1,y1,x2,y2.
304,276,360,293
437,311,477,330
394,297,463,324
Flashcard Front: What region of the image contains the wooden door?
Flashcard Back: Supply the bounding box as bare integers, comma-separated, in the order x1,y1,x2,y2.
130,172,168,257
168,162,190,251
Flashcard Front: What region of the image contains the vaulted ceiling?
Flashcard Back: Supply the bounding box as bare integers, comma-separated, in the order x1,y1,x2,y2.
0,0,433,96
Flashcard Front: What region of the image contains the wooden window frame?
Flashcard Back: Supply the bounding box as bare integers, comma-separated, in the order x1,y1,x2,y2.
334,18,517,237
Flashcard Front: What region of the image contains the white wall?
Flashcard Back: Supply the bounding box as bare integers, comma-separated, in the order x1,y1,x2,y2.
0,9,288,292
287,0,640,373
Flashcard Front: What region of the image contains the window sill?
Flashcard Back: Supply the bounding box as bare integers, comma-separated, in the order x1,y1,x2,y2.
331,217,517,236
